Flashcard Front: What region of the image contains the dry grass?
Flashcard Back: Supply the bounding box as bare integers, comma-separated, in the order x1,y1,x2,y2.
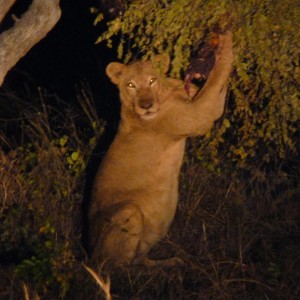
0,87,299,299
83,264,112,300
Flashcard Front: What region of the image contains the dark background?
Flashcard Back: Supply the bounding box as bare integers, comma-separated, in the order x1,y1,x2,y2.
0,0,122,206
1,0,120,122
0,1,125,249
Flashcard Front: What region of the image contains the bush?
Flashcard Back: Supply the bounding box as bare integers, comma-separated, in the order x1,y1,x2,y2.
94,0,300,178
0,84,299,299
0,86,104,298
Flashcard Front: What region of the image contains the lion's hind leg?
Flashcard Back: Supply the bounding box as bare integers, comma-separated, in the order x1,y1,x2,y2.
91,202,143,266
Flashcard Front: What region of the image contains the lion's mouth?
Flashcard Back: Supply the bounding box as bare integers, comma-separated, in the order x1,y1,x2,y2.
135,104,158,120
134,108,157,120
141,110,157,119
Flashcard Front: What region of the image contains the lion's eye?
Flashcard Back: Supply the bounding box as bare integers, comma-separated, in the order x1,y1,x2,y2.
149,78,157,85
127,82,136,88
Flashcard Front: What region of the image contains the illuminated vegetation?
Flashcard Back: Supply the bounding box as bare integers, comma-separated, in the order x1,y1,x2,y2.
96,0,300,175
0,85,299,299
0,1,299,298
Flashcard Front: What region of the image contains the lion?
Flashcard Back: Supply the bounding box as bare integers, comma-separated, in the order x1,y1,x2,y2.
88,31,233,267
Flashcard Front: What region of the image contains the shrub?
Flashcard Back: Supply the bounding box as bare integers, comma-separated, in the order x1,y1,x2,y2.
94,0,300,180
0,86,104,298
0,84,299,299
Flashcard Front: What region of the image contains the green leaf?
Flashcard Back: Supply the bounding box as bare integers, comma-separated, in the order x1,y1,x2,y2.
59,135,68,147
71,151,79,161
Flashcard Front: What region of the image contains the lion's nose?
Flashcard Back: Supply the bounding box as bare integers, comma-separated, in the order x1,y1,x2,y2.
139,101,153,110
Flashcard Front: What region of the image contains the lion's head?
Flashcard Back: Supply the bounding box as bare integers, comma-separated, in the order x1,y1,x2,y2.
106,55,170,120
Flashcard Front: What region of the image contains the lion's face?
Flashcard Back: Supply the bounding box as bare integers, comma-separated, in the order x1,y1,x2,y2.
120,62,161,119
106,55,170,120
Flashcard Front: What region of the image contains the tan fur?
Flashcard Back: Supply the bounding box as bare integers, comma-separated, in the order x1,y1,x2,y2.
89,31,233,267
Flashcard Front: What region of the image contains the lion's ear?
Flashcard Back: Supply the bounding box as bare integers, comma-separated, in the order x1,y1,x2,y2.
106,62,126,85
152,54,170,75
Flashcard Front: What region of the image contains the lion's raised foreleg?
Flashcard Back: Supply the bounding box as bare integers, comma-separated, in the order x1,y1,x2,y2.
158,31,233,137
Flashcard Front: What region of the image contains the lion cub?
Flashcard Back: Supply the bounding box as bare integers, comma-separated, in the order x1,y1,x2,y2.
89,31,233,267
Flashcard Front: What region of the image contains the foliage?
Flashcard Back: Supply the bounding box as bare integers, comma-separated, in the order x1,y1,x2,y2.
0,85,299,299
0,86,104,298
95,0,300,176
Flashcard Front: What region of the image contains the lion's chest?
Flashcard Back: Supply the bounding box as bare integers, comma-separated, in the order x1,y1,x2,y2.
94,133,185,214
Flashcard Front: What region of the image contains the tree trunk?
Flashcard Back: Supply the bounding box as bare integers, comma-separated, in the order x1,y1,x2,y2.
0,0,16,23
0,0,61,86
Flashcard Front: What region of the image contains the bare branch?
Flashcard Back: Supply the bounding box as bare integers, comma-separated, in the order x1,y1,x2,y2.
0,0,61,86
0,0,16,23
